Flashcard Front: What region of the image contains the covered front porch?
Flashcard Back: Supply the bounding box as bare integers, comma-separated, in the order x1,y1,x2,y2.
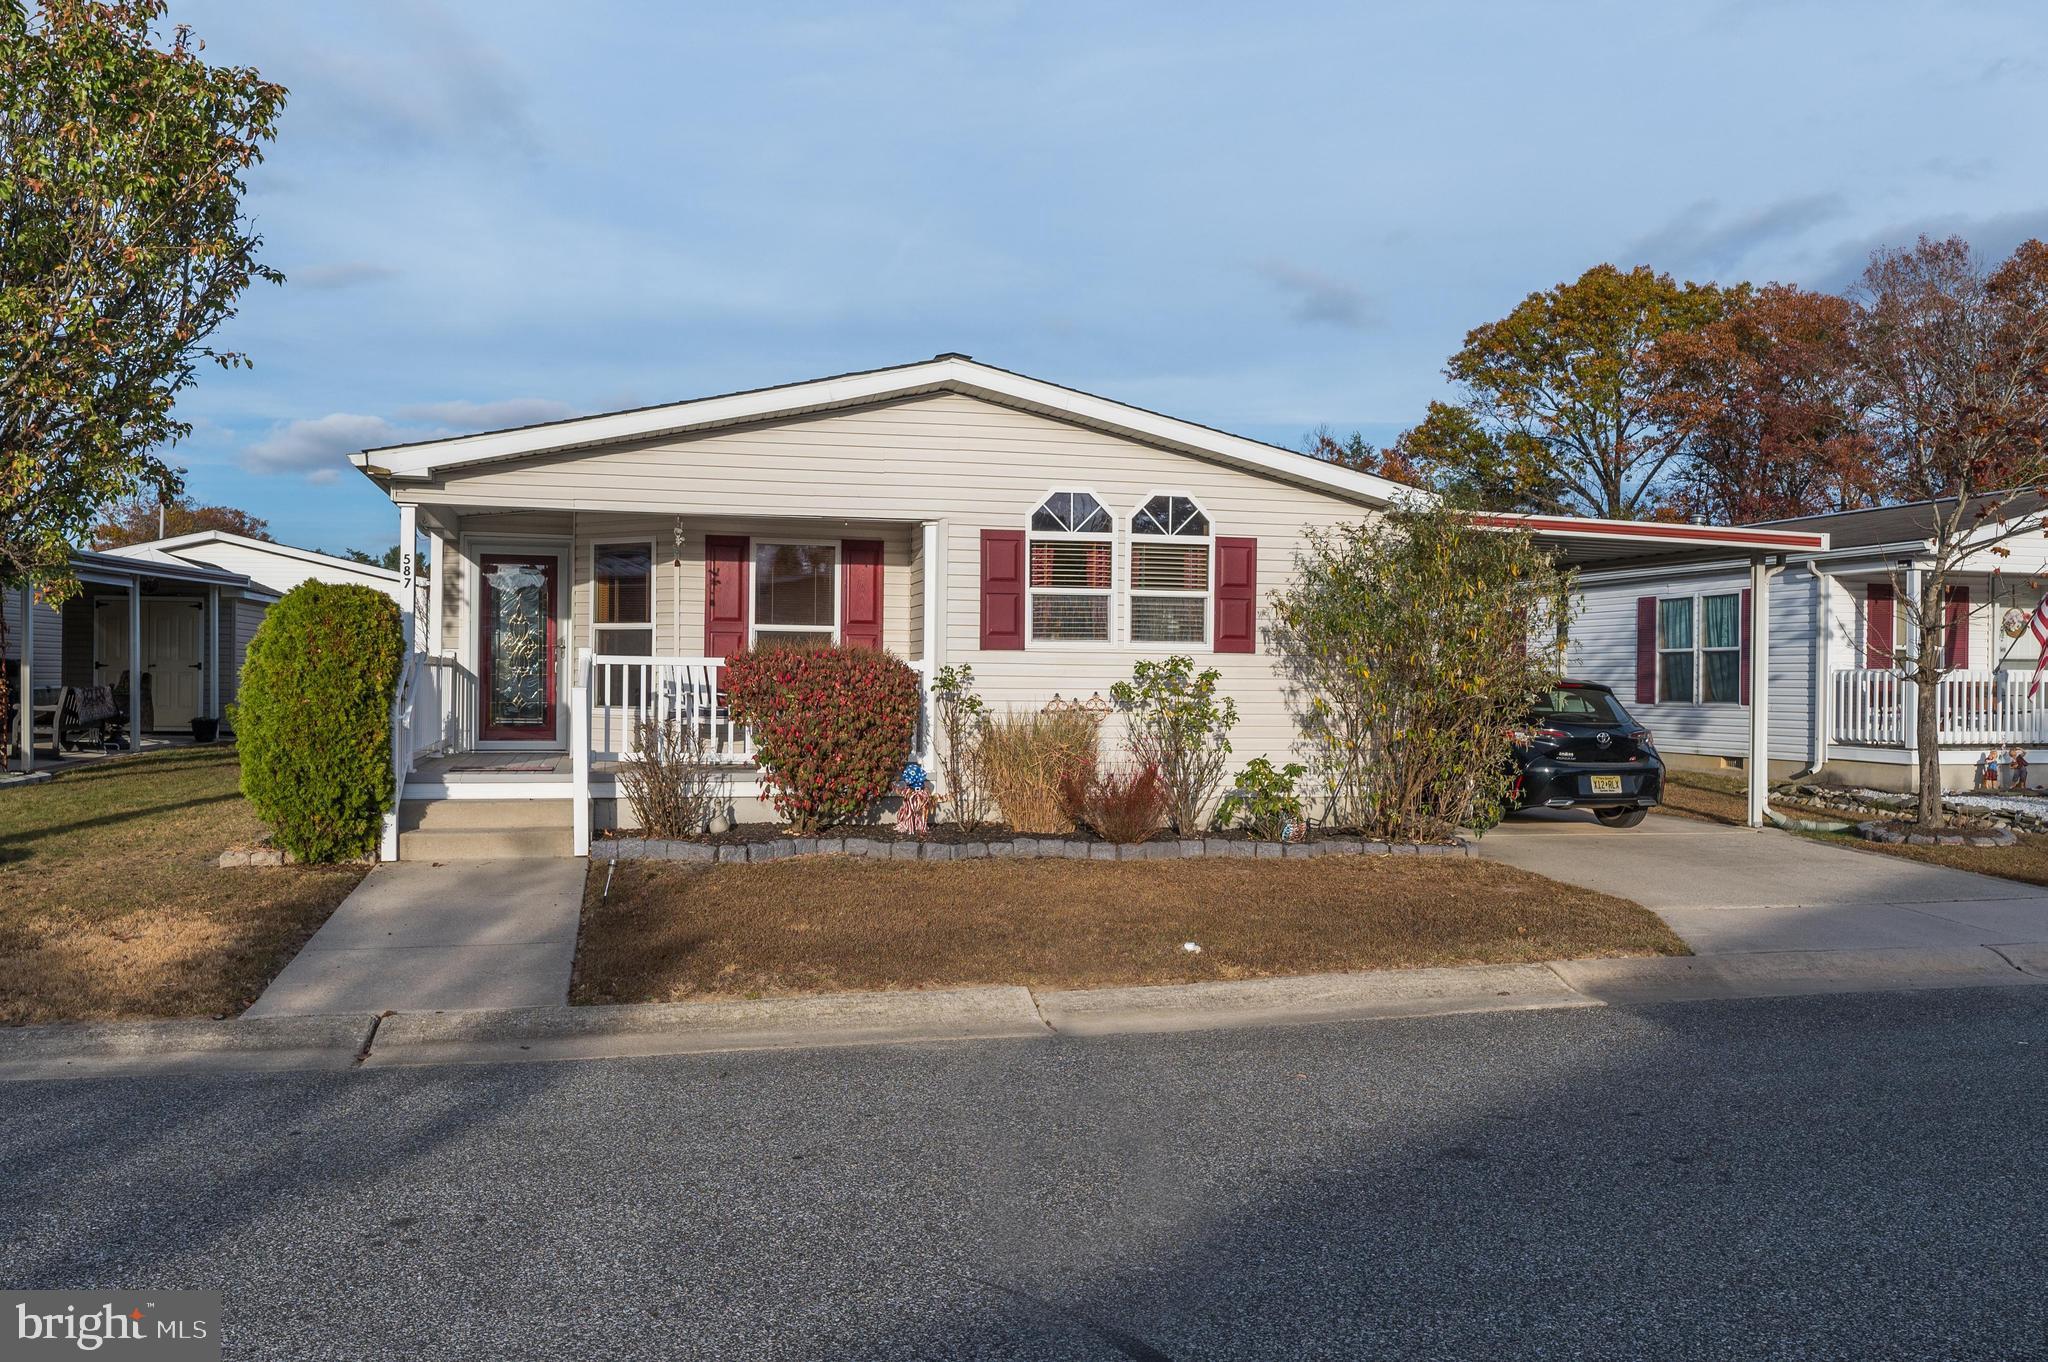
382,504,941,858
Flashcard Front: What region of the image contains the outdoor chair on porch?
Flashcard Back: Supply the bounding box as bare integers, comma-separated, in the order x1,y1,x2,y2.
29,685,74,758
110,671,152,749
69,684,125,751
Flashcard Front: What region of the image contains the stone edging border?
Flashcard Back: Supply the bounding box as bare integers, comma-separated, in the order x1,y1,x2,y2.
593,834,1473,864
1855,819,2016,849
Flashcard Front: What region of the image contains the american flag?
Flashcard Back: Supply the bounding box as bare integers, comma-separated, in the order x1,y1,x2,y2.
2031,593,2048,697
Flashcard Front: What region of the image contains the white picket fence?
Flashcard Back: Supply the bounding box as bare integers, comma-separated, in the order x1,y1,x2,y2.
1832,668,2048,746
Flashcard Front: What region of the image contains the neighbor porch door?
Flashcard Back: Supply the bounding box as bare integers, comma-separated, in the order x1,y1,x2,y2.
477,550,563,745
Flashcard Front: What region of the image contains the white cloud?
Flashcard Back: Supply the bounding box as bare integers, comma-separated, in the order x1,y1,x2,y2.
243,413,405,476
395,397,574,429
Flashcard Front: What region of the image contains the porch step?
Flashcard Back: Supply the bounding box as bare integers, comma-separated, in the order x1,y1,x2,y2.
398,798,575,861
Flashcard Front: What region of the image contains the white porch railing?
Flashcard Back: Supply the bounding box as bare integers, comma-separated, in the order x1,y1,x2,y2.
411,654,475,758
588,654,758,762
1832,668,2048,747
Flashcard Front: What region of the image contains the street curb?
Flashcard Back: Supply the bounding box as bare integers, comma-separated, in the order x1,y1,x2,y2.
0,1014,377,1081
362,986,1048,1067
1034,963,1595,1036
1549,946,2040,1004
4,948,2046,1081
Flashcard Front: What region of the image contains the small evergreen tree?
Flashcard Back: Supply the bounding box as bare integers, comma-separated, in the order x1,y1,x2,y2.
234,583,402,862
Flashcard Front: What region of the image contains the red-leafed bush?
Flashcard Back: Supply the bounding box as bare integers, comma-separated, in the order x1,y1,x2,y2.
1057,763,1167,844
723,644,923,834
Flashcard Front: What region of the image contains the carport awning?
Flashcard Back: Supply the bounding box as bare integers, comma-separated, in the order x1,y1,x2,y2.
1471,513,1830,569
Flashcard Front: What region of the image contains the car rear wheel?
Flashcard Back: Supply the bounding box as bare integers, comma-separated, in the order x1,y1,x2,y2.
1594,806,1649,828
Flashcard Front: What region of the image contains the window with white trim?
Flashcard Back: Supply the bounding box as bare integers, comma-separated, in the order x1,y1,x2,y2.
1128,493,1211,645
593,542,653,705
1028,491,1113,643
753,541,838,648
1658,593,1741,704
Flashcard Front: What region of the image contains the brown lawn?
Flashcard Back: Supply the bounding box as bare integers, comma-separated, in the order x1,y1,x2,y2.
574,855,1685,1004
1662,768,2048,889
0,747,365,1025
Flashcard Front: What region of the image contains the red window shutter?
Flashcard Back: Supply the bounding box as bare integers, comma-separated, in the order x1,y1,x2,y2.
1864,583,1895,670
1634,597,1657,705
1943,585,1970,668
841,539,884,650
1214,537,1258,653
1739,587,1753,707
980,530,1025,650
704,535,749,659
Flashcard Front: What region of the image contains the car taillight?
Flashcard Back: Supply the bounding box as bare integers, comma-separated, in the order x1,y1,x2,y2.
1631,729,1656,751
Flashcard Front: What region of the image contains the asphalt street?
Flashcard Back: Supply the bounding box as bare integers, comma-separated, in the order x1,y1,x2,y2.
3,988,2045,1361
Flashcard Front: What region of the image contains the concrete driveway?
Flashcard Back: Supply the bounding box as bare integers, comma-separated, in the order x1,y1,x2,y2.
1476,809,2048,956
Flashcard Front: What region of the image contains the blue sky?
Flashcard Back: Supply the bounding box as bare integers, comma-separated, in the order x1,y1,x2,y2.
166,0,2047,556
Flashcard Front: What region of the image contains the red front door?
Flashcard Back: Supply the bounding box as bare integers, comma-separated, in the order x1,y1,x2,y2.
479,553,559,742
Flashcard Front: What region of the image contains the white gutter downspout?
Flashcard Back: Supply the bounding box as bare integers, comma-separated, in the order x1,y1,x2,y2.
1747,555,1783,829
1810,562,1831,774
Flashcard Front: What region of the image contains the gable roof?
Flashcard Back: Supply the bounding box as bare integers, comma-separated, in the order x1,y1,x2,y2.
109,530,401,582
348,354,1415,507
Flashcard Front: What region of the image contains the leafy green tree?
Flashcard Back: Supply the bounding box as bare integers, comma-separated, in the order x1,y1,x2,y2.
341,545,401,572
1269,502,1576,842
1388,400,1561,510
1438,265,1739,517
1,0,284,715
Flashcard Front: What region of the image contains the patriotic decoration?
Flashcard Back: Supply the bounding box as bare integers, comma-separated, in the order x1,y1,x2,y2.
2030,593,2048,697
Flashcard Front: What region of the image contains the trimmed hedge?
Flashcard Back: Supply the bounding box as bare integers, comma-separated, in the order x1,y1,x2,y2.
724,644,922,834
233,582,403,862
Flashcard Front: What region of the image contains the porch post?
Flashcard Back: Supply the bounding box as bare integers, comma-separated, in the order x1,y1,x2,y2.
1900,564,1921,765
127,581,141,750
920,521,942,763
396,504,418,652
17,584,33,773
1810,565,1830,770
1747,556,1772,829
205,587,220,721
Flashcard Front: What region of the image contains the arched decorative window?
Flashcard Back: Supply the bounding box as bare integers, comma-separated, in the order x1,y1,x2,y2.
1028,490,1113,643
1128,493,1212,646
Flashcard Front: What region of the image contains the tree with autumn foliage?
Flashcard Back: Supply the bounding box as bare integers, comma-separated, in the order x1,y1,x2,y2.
1848,236,2048,826
90,491,272,547
1,0,283,723
1408,265,1739,518
1649,284,1882,523
1300,425,1421,485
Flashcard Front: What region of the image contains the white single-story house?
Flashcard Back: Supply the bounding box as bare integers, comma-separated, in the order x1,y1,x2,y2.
5,535,402,772
354,354,1825,859
1568,495,2048,794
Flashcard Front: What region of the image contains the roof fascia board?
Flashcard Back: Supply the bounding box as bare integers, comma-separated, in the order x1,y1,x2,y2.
133,530,403,581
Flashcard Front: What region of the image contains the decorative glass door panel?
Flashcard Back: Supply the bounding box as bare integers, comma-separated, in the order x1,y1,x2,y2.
479,553,558,742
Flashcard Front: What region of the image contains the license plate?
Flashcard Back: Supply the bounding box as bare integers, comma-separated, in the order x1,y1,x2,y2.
1589,775,1623,795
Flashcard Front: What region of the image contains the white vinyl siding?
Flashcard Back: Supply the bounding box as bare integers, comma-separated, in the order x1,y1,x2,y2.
398,392,1386,792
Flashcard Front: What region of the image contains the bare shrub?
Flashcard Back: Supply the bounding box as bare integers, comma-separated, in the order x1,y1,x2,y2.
980,708,1100,833
932,664,993,830
619,717,728,838
1057,763,1167,844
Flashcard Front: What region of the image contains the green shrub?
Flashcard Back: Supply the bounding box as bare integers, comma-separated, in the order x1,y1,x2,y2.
1216,757,1308,839
234,582,403,862
980,707,1101,833
1108,655,1237,833
1269,501,1575,841
723,644,921,834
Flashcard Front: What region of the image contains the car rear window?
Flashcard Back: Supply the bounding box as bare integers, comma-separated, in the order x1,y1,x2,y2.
1531,688,1632,727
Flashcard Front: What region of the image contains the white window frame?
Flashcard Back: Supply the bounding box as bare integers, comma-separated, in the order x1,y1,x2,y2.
1657,591,1744,708
1125,489,1214,651
750,538,842,647
1026,488,1116,649
589,539,656,657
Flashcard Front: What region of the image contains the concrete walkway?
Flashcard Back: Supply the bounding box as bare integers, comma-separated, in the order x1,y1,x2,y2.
1476,809,2048,954
243,859,585,1018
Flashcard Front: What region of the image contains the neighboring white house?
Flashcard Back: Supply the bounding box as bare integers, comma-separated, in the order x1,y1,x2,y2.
352,354,1823,859
7,535,403,772
1569,495,2048,793
105,529,404,600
